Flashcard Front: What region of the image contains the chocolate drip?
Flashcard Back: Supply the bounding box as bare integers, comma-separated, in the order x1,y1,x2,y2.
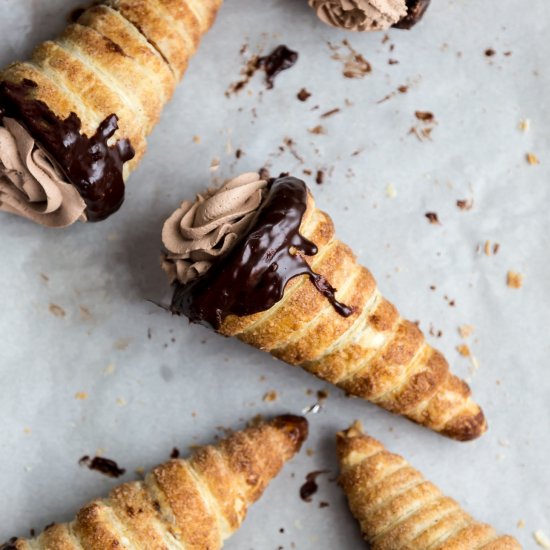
394,0,432,29
0,79,135,222
258,45,298,89
170,176,353,330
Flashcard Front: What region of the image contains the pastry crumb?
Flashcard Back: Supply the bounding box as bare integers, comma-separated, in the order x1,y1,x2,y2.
526,152,540,165
103,363,116,376
79,305,93,321
116,397,127,406
415,111,434,122
114,338,131,350
534,531,550,549
457,344,471,357
507,271,524,289
306,448,315,457
519,119,530,132
517,519,526,529
308,125,326,135
75,392,88,401
49,303,66,318
458,325,475,338
263,390,278,402
386,184,397,198
23,427,32,435
210,158,220,172
193,135,201,144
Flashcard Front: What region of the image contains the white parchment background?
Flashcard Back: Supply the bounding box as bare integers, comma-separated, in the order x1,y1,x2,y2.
0,0,549,547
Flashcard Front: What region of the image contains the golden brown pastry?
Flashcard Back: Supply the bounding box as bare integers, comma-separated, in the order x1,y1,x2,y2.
337,422,521,549
0,0,223,226
2,415,307,550
163,173,487,441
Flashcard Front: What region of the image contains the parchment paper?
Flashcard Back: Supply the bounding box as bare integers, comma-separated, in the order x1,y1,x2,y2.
1,0,549,547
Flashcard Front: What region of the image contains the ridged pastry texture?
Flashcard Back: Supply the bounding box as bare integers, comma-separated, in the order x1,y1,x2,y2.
0,0,224,175
218,191,487,441
4,415,307,550
337,422,521,549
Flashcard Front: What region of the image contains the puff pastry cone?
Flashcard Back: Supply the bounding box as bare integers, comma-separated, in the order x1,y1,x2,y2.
162,173,487,442
1,414,308,550
0,0,223,227
336,422,521,550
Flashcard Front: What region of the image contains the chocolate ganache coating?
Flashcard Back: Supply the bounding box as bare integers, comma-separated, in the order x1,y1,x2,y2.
393,0,432,29
0,79,135,222
170,176,353,330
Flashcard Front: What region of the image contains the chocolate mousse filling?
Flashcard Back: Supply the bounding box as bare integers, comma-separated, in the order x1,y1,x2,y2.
170,176,353,330
0,79,135,222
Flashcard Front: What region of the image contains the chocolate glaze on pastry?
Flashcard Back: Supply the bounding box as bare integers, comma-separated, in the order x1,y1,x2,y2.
171,176,353,330
393,0,432,29
0,79,135,222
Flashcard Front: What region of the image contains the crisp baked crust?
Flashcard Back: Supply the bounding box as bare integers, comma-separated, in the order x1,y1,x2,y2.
220,193,487,441
0,0,223,176
6,415,307,549
336,422,521,549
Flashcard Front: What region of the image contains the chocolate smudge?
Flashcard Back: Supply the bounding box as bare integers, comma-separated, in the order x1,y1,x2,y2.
300,470,329,502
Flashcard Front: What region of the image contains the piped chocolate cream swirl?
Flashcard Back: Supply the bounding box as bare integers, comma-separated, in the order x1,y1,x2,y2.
164,174,353,330
0,80,134,224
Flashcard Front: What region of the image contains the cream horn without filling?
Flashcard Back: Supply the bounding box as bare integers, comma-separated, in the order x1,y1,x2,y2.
162,173,487,441
336,422,521,549
2,415,308,550
0,0,223,227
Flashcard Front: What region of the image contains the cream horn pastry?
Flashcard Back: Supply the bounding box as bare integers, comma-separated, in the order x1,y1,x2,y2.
1,414,308,550
0,0,223,227
336,422,521,549
309,0,432,32
162,173,487,441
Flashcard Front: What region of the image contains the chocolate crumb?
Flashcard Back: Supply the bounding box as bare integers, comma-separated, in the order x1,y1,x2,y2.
398,85,408,93
425,212,441,225
316,170,325,185
388,59,399,65
319,501,330,508
235,149,243,159
79,456,126,479
300,471,329,502
170,448,180,459
485,48,496,57
297,88,311,102
415,111,434,122
308,125,326,135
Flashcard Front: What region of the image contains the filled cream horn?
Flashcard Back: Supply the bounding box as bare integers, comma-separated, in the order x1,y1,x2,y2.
162,173,487,441
0,0,223,227
308,0,432,31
